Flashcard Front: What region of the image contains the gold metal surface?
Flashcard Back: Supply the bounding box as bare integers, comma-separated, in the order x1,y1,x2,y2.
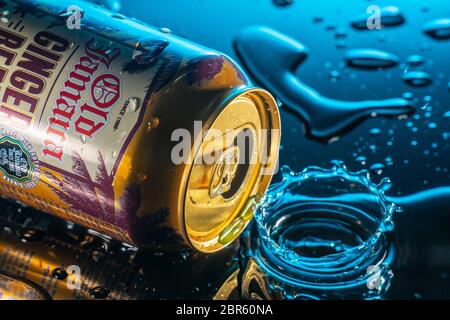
184,89,281,252
0,273,48,300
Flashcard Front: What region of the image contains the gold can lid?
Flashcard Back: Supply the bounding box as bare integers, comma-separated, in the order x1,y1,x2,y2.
183,88,281,252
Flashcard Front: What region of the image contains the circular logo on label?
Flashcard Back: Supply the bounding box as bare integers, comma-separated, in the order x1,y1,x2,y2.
91,74,121,109
0,131,40,189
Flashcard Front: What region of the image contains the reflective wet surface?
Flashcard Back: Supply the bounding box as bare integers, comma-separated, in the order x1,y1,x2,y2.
0,0,450,300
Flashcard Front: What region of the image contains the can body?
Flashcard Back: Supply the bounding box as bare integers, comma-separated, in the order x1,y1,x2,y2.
0,0,281,251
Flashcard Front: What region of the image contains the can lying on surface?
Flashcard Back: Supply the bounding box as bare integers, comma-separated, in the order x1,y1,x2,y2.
0,0,281,251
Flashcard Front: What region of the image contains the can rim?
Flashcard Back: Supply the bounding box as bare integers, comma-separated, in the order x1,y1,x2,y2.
179,87,281,253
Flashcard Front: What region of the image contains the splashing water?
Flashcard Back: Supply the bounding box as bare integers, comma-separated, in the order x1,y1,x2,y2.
234,26,414,142
240,163,396,300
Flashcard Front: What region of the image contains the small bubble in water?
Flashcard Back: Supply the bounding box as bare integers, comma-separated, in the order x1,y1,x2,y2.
90,286,110,299
411,140,418,146
428,122,437,129
51,267,68,280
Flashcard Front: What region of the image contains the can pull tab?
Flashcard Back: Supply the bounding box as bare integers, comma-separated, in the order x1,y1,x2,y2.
209,146,240,199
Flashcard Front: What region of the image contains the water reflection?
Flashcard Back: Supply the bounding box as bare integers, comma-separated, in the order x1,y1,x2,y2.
0,199,237,300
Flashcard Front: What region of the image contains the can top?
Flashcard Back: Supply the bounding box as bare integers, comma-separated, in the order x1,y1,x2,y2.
182,89,281,252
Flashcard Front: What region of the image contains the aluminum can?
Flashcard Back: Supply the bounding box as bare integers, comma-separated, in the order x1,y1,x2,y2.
0,0,281,251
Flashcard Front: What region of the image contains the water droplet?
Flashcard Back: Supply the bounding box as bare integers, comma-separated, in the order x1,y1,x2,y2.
19,228,45,242
369,128,381,136
93,0,122,13
90,286,110,299
137,172,149,182
80,134,87,144
385,156,394,166
51,267,68,280
313,16,324,24
402,92,414,100
345,49,399,69
406,54,425,67
234,26,414,142
370,163,385,175
428,122,437,129
334,28,347,39
411,140,418,146
443,111,450,120
351,6,405,30
328,70,340,81
423,95,433,103
335,39,347,49
159,27,172,34
423,18,450,40
383,219,395,232
147,116,160,130
402,71,432,87
355,156,367,166
126,97,140,112
111,13,126,20
379,177,392,191
131,39,169,66
273,0,294,6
